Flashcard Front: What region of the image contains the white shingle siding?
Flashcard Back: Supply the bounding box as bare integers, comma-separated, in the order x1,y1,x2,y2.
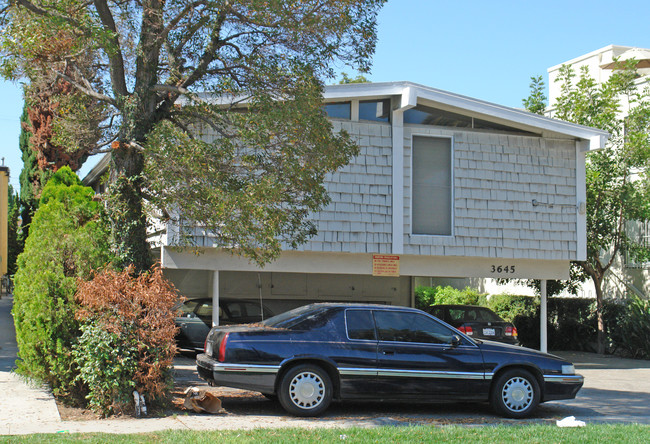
298,121,578,260
402,126,576,260
297,121,393,254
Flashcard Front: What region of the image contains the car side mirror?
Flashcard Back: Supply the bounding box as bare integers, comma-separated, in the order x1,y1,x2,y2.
186,313,196,318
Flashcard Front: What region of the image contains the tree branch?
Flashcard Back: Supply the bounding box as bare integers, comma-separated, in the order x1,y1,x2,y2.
92,0,128,97
56,71,118,106
152,84,190,95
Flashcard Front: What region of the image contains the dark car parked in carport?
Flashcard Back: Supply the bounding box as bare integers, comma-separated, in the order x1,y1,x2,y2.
175,298,274,351
426,304,520,345
197,303,583,418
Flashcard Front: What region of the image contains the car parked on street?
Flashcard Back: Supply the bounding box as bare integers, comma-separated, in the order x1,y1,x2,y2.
175,298,274,351
197,303,582,418
426,304,520,345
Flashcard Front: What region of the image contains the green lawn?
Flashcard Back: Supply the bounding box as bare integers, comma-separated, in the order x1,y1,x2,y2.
1,424,649,443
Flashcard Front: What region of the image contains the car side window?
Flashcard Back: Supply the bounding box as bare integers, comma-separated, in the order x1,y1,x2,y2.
346,310,377,340
196,302,212,318
180,300,199,315
374,311,455,344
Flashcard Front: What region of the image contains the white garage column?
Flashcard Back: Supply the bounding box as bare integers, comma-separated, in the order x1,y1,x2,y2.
540,279,548,353
211,271,220,327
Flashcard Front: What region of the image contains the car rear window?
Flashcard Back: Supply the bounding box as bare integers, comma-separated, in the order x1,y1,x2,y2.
449,307,503,323
261,304,321,328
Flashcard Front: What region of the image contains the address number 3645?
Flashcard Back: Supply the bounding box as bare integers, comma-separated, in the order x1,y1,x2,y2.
490,265,515,274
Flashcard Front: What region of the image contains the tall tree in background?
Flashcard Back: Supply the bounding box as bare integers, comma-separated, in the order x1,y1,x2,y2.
524,62,650,353
18,104,39,237
6,184,20,276
522,75,547,116
1,0,386,273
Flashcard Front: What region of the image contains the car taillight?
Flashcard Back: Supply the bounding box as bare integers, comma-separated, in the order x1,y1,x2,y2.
218,333,229,362
506,326,518,337
458,325,473,335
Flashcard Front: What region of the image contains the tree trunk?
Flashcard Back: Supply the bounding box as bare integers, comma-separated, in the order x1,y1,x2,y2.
593,275,606,354
108,143,152,274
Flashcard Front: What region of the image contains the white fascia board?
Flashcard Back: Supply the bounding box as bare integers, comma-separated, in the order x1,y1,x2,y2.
325,82,610,149
546,44,630,72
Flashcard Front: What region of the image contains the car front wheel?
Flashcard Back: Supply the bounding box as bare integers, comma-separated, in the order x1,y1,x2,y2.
278,364,332,416
490,368,540,418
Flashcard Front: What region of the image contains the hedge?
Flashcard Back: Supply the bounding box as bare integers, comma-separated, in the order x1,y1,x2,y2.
415,285,650,358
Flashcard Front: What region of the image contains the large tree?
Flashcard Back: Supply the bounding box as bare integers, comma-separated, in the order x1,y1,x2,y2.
1,0,385,272
524,62,650,353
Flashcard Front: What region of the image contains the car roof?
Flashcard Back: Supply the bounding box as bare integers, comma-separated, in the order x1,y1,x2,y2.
297,303,423,312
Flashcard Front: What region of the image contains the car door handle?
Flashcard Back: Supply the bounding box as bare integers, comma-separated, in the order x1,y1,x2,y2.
382,350,395,355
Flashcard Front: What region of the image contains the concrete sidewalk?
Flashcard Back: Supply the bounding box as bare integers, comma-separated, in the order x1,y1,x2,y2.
0,294,62,434
2,291,650,436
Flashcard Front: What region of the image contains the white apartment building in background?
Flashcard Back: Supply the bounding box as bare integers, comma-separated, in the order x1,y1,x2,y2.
547,45,650,300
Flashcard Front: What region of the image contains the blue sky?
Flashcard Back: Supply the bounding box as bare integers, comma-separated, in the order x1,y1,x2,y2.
2,0,650,190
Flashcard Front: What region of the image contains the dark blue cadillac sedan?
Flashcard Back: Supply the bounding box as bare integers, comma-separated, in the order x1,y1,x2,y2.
197,303,583,418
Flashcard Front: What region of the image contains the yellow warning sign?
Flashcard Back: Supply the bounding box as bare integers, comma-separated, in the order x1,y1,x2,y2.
372,255,400,277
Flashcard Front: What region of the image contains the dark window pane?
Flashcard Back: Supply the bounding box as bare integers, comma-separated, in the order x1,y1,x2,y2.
322,102,351,119
374,311,455,344
359,99,390,122
404,105,472,127
473,118,537,135
412,136,452,236
346,310,377,340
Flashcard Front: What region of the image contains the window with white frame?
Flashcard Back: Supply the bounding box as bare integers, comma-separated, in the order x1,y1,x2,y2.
411,136,452,236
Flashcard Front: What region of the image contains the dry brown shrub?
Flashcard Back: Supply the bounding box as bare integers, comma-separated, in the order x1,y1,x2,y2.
76,265,181,406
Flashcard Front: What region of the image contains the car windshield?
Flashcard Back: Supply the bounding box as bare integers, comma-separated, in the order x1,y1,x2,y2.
261,304,322,328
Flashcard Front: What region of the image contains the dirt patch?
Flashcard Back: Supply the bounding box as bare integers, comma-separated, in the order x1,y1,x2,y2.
55,400,101,421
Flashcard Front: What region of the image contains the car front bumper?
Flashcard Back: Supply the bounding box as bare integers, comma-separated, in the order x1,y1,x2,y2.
542,374,584,401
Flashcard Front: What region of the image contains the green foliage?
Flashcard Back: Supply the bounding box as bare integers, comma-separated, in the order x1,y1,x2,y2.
11,167,112,399
607,295,650,359
18,102,40,237
485,294,538,322
339,72,370,84
522,60,650,352
145,72,360,265
6,184,21,276
414,286,483,309
522,75,547,115
73,324,138,416
552,63,650,277
1,0,386,271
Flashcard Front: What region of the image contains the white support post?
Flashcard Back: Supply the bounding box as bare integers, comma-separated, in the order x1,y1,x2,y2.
540,279,548,353
391,109,404,255
391,88,416,255
211,271,220,327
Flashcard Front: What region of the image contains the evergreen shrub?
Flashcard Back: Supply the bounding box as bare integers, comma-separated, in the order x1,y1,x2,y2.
11,167,111,400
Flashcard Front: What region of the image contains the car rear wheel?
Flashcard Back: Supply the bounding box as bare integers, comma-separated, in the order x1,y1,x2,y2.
278,364,332,416
490,368,540,418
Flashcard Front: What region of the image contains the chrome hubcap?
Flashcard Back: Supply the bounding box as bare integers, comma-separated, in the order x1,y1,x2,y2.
502,376,533,412
289,371,324,409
